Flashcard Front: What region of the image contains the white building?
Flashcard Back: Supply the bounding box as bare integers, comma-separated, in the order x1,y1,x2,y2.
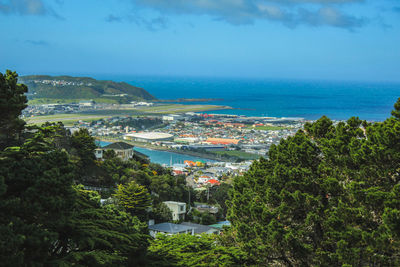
124,132,174,142
163,201,186,221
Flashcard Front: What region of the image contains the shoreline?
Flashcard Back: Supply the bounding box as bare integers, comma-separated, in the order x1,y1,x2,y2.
97,138,237,162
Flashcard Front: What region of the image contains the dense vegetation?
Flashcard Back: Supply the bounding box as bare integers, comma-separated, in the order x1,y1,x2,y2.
1,70,400,266
228,107,400,266
20,75,156,103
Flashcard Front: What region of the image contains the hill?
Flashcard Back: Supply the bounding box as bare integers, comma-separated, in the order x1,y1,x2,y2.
20,75,156,103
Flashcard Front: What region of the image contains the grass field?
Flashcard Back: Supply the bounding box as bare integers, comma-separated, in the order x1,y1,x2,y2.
136,104,231,114
25,104,231,126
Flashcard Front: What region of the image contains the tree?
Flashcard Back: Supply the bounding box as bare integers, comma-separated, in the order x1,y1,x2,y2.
392,97,400,120
0,129,76,266
209,183,232,217
0,70,27,149
56,186,149,266
148,234,246,267
71,128,96,165
151,202,173,223
113,181,152,220
227,101,400,266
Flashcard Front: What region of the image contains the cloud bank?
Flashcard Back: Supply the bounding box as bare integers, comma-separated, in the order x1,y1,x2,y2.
128,0,367,29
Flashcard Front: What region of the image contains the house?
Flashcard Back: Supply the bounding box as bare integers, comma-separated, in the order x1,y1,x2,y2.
206,179,220,186
163,201,186,221
148,222,195,238
198,175,212,184
180,222,220,234
103,142,134,161
194,203,219,214
209,221,231,231
94,148,103,159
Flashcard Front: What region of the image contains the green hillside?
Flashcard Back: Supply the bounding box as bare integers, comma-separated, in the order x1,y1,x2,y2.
20,75,156,103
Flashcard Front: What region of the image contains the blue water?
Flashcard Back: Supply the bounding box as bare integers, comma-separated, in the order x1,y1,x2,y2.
94,75,400,121
134,147,215,165
97,141,214,165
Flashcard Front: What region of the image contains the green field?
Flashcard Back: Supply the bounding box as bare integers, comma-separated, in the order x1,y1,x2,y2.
25,104,231,126
136,104,231,114
213,150,261,160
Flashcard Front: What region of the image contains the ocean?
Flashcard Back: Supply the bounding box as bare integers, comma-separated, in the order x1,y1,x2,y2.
95,75,400,121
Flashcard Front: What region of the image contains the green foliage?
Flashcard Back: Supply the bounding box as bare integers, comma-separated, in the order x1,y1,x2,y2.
0,70,27,149
188,209,217,225
151,202,173,223
149,174,191,204
228,101,400,266
0,123,151,266
148,234,246,267
209,183,232,217
57,186,149,266
392,97,400,119
0,130,76,266
114,181,152,219
71,128,97,164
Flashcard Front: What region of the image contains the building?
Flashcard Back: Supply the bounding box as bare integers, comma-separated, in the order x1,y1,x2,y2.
79,100,95,108
124,132,174,142
180,222,220,234
162,114,183,121
149,222,195,238
94,148,103,159
205,138,240,145
102,142,134,161
163,201,186,221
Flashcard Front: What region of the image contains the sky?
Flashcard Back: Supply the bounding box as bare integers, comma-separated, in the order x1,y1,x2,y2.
1,0,400,82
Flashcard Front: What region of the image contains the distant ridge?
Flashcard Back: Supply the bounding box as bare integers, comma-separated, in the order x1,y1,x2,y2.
20,75,156,103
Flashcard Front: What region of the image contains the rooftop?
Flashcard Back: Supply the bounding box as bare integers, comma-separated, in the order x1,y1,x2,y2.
125,132,173,140
181,222,217,234
149,223,195,234
103,142,134,150
163,201,186,205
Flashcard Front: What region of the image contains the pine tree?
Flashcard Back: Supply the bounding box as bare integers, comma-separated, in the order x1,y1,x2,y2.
228,101,400,266
0,70,27,149
114,181,152,220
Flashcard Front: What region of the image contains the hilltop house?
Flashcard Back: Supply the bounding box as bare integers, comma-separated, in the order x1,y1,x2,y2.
102,142,134,161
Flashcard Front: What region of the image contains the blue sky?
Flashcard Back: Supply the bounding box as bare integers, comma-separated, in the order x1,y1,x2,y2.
1,0,400,82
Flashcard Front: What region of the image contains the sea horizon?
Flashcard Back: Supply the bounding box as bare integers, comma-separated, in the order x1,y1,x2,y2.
88,74,400,122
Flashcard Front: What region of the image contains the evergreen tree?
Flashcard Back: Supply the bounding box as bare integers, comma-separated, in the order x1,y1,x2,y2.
71,128,97,165
0,70,27,149
151,202,173,223
114,181,152,220
0,130,76,265
228,101,400,266
56,186,149,266
391,97,400,119
148,234,246,267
